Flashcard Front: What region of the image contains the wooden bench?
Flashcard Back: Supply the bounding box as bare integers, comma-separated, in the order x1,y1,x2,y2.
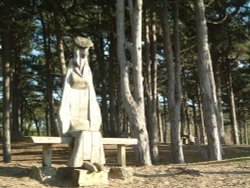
29,136,138,167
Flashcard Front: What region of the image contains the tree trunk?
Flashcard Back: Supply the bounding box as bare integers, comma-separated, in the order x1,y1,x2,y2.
57,36,67,78
215,61,225,144
197,84,207,144
143,9,159,164
11,35,22,139
241,106,248,145
116,0,152,165
163,96,168,143
55,12,67,79
182,89,191,136
158,111,164,143
194,0,222,160
192,98,200,144
2,30,12,163
227,61,240,145
149,11,159,162
95,37,109,137
162,0,185,164
108,34,119,137
243,106,248,145
46,34,57,136
40,11,58,136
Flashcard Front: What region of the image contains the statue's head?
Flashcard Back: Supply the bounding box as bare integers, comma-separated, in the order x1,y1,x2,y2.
74,36,94,58
74,36,93,48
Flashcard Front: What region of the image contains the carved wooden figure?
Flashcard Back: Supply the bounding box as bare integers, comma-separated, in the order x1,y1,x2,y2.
59,36,105,167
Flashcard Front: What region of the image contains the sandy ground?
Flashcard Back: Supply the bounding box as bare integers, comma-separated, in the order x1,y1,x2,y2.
0,140,250,187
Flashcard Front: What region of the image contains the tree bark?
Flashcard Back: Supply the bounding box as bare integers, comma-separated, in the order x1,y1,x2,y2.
215,61,225,144
143,9,159,164
192,98,200,144
158,111,164,143
11,34,22,139
108,34,120,137
54,9,67,79
95,37,109,137
163,96,168,143
162,0,185,163
194,0,222,160
242,106,248,145
182,89,191,136
2,30,12,163
57,36,67,78
227,61,240,145
116,0,152,165
197,84,207,144
40,11,58,136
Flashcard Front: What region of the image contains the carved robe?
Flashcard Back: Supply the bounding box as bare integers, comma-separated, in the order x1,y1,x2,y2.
59,58,105,167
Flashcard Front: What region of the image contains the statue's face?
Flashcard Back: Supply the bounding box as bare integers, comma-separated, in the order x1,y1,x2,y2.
79,47,89,58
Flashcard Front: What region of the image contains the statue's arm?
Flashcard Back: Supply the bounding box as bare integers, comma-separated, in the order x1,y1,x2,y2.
59,61,74,136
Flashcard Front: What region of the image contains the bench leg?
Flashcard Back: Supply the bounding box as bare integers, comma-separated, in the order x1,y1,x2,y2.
117,145,126,167
42,144,52,167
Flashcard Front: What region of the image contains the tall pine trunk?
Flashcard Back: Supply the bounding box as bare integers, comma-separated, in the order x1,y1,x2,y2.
194,0,222,160
55,11,67,79
12,35,22,139
144,9,159,164
162,0,185,163
56,36,67,78
40,11,58,136
196,84,207,144
116,0,152,165
2,30,12,163
95,37,109,137
227,61,240,145
108,34,120,136
215,61,225,144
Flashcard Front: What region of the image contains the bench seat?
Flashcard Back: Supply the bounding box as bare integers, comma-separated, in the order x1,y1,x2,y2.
29,136,137,167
